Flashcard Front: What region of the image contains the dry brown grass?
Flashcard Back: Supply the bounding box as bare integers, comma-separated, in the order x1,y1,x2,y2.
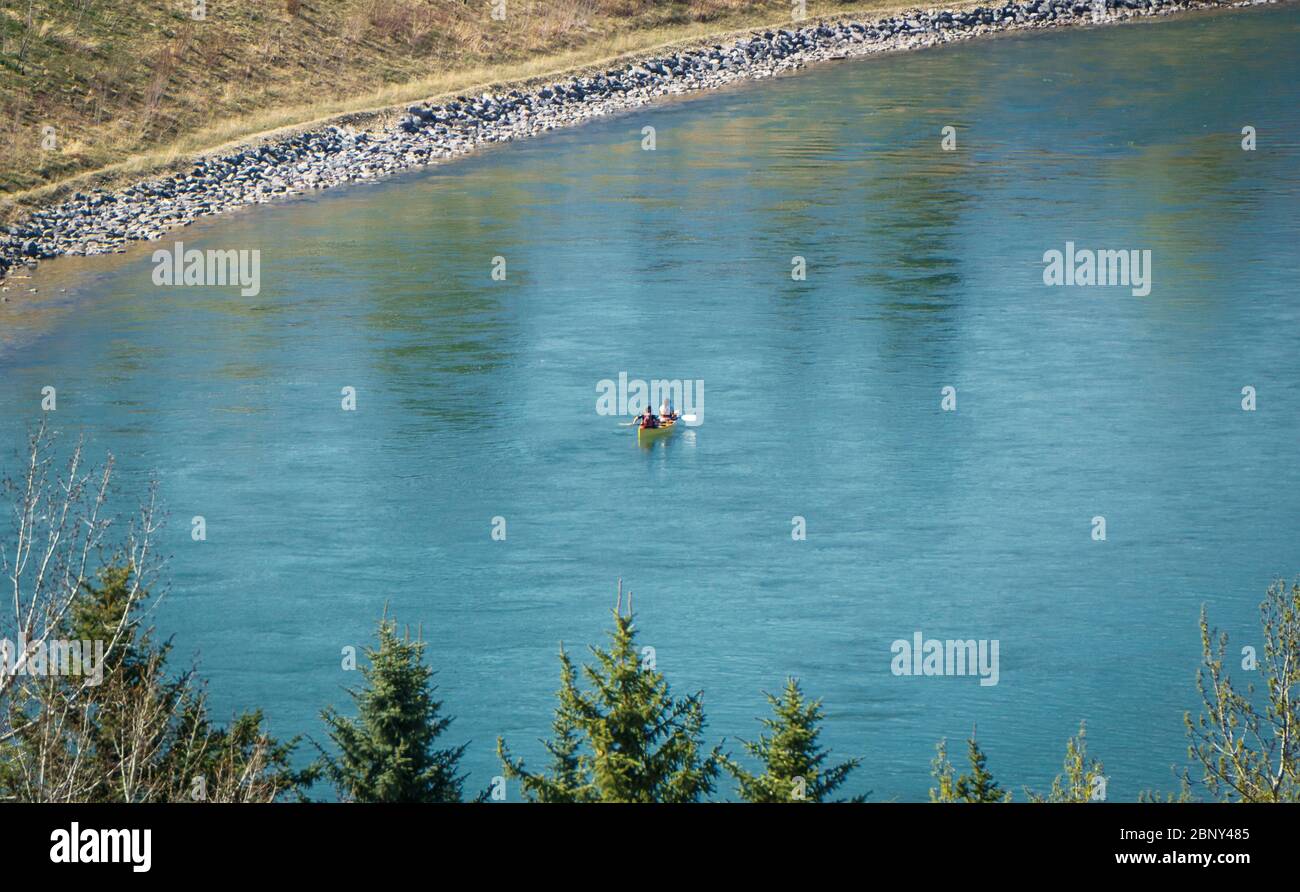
0,0,965,222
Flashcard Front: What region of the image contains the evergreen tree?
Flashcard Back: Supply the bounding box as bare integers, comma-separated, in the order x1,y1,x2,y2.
317,615,470,802
930,731,1010,803
721,677,863,802
498,647,593,802
499,588,720,802
1,564,307,802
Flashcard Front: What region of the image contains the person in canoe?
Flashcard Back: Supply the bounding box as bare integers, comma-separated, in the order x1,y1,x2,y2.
638,406,660,429
658,396,679,423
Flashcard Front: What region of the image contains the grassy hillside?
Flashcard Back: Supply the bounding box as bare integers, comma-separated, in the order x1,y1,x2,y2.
0,0,922,213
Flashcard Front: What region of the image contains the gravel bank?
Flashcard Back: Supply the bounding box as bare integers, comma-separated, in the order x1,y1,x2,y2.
0,0,1266,289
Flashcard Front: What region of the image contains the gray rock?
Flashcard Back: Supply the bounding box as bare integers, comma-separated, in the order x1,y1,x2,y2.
0,0,1213,284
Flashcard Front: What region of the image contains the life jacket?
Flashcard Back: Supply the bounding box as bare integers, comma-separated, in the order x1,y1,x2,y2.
641,414,657,429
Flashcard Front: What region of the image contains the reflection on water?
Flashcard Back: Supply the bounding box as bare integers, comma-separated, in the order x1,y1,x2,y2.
1,6,1298,799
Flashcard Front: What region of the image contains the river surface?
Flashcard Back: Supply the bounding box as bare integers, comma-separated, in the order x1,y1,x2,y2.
2,5,1298,800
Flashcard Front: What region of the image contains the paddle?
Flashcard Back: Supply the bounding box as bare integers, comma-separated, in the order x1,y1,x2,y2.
620,413,697,427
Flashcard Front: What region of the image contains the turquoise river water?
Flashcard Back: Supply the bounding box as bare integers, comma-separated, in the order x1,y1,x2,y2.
1,5,1297,799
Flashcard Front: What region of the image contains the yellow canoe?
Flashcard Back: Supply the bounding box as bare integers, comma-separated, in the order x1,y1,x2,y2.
636,419,677,443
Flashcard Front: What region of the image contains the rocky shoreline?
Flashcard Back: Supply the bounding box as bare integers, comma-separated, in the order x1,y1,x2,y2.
0,0,1267,290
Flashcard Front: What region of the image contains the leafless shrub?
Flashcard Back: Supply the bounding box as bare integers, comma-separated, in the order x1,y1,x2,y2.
0,420,158,731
